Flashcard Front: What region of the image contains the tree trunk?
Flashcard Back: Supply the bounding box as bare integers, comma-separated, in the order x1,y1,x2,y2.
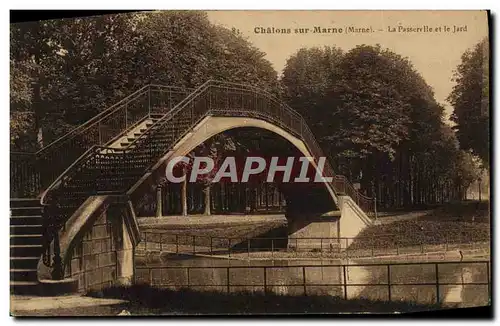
203,185,211,215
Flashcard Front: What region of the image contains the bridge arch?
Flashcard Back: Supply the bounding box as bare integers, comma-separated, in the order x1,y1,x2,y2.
167,115,339,207
12,81,375,293
130,114,345,243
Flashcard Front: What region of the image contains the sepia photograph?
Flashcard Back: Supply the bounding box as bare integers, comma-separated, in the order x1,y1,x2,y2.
9,9,491,316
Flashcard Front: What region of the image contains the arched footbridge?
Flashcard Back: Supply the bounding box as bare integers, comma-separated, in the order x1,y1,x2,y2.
10,81,374,294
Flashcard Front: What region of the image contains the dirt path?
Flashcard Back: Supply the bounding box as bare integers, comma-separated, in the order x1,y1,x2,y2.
374,210,433,225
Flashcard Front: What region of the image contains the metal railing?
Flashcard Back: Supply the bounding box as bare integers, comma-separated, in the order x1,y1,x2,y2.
10,85,192,198
134,261,491,305
138,231,490,259
124,80,375,216
38,80,375,217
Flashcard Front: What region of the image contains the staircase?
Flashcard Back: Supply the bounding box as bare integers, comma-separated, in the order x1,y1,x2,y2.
108,113,163,150
10,86,194,295
10,198,44,295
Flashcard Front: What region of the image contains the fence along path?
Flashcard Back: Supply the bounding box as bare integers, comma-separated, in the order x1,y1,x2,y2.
138,231,490,259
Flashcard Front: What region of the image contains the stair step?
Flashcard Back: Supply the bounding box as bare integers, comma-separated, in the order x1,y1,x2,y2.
11,234,43,245
10,225,43,235
120,142,129,147
10,198,40,208
10,281,39,295
10,215,43,225
10,206,43,217
11,244,43,257
10,257,39,269
11,280,38,285
10,269,38,282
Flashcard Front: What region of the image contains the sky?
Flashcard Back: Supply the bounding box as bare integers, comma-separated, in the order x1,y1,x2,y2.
206,10,489,123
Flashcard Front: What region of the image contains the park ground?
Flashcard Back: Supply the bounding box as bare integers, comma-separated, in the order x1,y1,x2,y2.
11,200,490,316
139,200,490,250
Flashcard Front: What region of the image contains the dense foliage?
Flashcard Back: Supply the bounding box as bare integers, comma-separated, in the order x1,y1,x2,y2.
10,11,277,150
448,38,490,166
282,45,482,209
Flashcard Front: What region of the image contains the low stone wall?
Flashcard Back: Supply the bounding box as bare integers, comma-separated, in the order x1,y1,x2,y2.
134,242,490,307
135,265,343,296
134,258,489,307
57,197,138,293
64,210,117,292
338,196,372,241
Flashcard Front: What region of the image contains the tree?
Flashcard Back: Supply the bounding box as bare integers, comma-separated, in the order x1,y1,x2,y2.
10,59,36,150
134,11,277,90
10,20,61,148
281,46,343,136
448,38,490,165
10,11,279,151
10,14,141,145
189,134,237,215
281,44,473,209
326,46,411,180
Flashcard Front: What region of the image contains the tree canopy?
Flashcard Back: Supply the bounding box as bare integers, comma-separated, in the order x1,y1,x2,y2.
10,11,278,150
282,44,482,208
448,38,489,166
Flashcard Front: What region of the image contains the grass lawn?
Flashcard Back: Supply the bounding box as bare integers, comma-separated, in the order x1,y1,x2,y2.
351,201,490,250
141,220,287,240
139,201,490,253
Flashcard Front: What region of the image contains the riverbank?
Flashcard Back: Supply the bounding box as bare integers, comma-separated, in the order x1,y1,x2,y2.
139,214,287,240
85,285,443,315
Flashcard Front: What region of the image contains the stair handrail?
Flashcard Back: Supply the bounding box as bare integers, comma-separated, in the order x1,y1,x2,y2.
35,84,193,155
125,80,214,150
211,81,374,207
125,80,299,150
11,84,194,198
40,145,103,205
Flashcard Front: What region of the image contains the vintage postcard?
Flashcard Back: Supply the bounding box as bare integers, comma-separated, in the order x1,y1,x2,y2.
9,10,490,316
